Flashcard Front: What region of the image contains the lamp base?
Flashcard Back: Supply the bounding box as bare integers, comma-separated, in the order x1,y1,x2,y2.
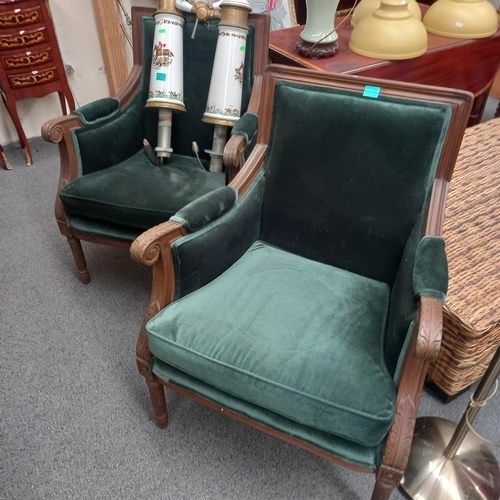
296,40,339,59
401,417,500,500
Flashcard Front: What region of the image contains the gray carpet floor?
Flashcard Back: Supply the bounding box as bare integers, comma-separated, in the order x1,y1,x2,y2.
1,101,499,499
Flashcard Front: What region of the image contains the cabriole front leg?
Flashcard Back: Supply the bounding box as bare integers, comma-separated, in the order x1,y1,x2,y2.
66,236,90,284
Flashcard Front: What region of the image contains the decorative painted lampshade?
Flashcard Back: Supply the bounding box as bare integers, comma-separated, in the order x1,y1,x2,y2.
145,0,187,159
349,0,428,60
203,0,251,127
351,0,421,27
423,0,498,39
203,0,252,171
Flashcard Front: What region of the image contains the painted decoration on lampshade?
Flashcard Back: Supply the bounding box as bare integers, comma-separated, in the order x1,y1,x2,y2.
203,25,249,124
147,12,186,111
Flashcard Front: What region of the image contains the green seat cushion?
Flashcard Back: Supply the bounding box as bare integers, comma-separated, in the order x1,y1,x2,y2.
60,150,225,231
151,361,384,469
147,241,396,447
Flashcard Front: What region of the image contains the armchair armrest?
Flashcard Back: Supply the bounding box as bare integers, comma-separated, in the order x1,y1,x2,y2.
170,187,238,233
413,236,448,304
380,238,447,479
225,74,263,181
231,112,258,146
71,97,121,126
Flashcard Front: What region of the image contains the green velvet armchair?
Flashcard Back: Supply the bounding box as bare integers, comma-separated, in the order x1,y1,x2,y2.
130,66,472,499
42,7,269,283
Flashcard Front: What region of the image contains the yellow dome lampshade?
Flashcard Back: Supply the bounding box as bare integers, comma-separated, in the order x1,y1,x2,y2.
349,0,428,60
351,0,421,27
423,0,498,39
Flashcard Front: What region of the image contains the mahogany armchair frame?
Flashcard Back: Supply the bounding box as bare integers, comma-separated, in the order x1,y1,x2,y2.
41,7,270,284
130,65,472,500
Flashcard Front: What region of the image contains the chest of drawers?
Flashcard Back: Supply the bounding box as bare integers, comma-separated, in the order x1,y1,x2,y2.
0,0,75,166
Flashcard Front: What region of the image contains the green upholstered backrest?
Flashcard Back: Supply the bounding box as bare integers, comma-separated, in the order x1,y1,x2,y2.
261,81,451,286
74,17,255,176
74,17,154,176
171,19,255,161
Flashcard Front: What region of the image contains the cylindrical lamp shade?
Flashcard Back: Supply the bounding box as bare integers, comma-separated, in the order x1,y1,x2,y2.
349,0,427,60
203,23,249,125
351,0,422,27
423,0,498,39
146,12,186,113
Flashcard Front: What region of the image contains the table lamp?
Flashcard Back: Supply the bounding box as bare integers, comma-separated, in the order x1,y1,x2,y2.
145,0,188,162
423,0,498,39
349,0,427,59
351,0,421,27
296,0,341,58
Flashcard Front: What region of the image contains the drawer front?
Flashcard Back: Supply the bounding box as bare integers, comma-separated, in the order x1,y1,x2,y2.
0,5,44,29
1,45,54,70
7,64,59,89
0,26,48,50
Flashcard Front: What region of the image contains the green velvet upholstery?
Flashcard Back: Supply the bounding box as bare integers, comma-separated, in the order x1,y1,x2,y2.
170,187,238,233
172,170,265,299
148,241,394,447
413,236,448,303
67,215,143,243
73,97,121,126
151,362,385,469
231,112,258,145
61,16,257,241
71,17,154,177
261,82,451,285
60,150,224,231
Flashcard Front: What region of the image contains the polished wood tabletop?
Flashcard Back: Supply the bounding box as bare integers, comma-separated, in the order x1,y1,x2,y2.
269,7,500,125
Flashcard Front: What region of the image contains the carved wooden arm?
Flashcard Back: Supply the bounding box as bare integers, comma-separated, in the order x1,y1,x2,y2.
375,295,442,492
225,75,263,181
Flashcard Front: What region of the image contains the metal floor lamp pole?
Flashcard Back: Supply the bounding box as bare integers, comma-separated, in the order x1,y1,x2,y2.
401,344,500,499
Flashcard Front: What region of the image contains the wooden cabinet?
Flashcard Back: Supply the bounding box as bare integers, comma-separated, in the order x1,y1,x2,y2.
0,0,75,165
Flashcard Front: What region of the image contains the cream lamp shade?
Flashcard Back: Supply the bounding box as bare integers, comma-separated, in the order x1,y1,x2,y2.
423,0,498,39
349,0,428,60
351,0,422,27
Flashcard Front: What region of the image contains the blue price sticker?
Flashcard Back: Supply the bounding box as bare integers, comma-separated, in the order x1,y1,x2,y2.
363,86,380,99
156,73,167,81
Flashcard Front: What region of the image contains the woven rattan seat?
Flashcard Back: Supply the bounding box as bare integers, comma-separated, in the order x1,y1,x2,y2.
427,117,500,397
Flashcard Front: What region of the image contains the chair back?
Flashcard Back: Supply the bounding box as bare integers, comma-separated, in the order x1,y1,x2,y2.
261,79,452,285
75,14,258,175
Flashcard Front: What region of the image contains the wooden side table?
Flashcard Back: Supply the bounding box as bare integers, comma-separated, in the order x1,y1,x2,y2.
0,0,75,166
269,7,500,127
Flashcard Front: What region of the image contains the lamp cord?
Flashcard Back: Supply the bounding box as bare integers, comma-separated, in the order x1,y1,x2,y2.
465,378,500,447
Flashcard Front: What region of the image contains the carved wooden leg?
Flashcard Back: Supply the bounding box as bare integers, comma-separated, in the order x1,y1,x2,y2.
147,379,168,428
371,466,403,500
66,236,90,284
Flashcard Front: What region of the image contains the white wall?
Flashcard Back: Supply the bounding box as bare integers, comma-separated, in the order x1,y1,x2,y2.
0,0,160,144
